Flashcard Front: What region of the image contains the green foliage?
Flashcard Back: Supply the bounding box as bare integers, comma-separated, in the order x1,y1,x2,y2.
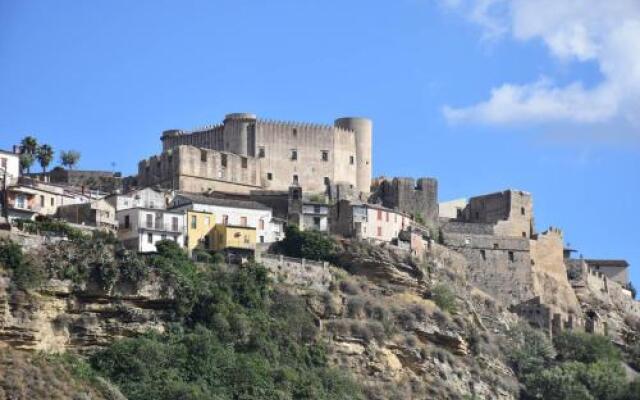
553,332,621,364
60,150,81,170
91,261,364,400
13,217,86,240
0,239,44,290
278,225,337,262
19,152,34,174
506,322,556,376
36,143,54,173
413,212,425,225
430,284,457,313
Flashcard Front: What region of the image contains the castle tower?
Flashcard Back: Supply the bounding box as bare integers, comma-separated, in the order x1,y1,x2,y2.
334,117,372,195
223,113,257,156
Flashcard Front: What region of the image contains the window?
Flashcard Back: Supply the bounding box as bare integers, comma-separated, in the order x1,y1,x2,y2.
267,172,273,181
204,235,210,248
172,216,179,231
385,212,389,222
191,215,197,229
493,243,499,249
221,154,227,167
321,150,329,161
204,216,210,226
349,155,354,165
377,209,382,221
201,150,207,162
259,219,265,230
147,233,153,244
324,177,330,186
146,214,153,228
222,215,229,225
522,232,527,238
521,207,525,216
508,251,515,262
377,226,382,237
292,175,299,185
258,147,265,158
40,195,45,207
260,236,264,243
291,149,298,160
0,158,6,168
480,249,486,260
241,157,248,168
313,217,321,228
292,128,298,137
240,216,247,226
16,195,25,209
124,215,130,229
149,200,155,209
161,234,166,241
51,197,55,206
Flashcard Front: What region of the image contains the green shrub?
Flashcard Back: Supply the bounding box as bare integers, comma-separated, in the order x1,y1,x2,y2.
431,284,457,313
553,332,620,364
0,239,44,290
506,322,555,376
278,225,336,262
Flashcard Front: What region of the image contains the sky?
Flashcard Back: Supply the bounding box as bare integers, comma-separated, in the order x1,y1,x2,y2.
1,0,638,287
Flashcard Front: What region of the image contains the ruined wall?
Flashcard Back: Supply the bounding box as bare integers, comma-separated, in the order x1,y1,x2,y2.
461,190,534,238
370,177,438,226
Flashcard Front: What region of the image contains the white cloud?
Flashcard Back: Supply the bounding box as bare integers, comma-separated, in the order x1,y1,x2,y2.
441,0,640,130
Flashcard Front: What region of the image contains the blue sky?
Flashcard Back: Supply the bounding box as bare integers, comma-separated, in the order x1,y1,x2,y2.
1,0,638,287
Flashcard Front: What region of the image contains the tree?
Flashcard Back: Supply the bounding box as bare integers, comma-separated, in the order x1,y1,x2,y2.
60,150,81,170
19,153,34,174
36,144,54,173
20,136,38,173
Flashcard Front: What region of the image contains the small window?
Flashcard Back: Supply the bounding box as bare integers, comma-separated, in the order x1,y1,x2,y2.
172,216,179,231
321,150,329,161
147,233,153,244
508,251,515,262
267,172,273,181
377,210,382,221
149,200,155,209
222,215,229,225
221,154,227,167
377,226,382,237
349,155,354,165
314,205,321,214
124,215,130,229
51,197,55,206
521,207,525,216
146,214,153,228
291,149,298,160
258,147,265,158
522,232,527,238
385,212,389,222
161,234,166,241
293,175,299,185
191,215,197,229
493,243,499,249
260,236,264,243
323,177,330,186
292,128,297,137
259,219,265,230
480,249,486,261
40,195,45,207
200,150,207,162
313,217,321,227
241,157,248,169
240,216,247,226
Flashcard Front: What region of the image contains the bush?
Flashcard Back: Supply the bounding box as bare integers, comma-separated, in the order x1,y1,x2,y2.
278,225,337,262
506,322,555,376
553,332,620,364
430,284,457,313
0,239,44,290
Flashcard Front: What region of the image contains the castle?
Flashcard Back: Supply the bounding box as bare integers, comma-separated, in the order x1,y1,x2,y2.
137,113,372,197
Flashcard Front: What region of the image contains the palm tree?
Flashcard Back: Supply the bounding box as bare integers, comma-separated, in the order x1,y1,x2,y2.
19,153,34,174
36,144,54,174
60,150,81,170
20,136,38,173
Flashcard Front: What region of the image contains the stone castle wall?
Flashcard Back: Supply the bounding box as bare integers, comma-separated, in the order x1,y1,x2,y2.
370,177,439,226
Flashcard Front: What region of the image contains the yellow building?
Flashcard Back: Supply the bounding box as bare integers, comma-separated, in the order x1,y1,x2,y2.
186,210,215,253
212,224,256,251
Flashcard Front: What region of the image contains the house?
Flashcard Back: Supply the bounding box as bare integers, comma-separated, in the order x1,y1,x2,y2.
116,206,185,252
0,149,20,186
170,192,277,244
56,199,118,231
212,224,256,262
3,179,82,222
584,259,630,286
185,210,216,255
105,187,173,211
331,200,410,243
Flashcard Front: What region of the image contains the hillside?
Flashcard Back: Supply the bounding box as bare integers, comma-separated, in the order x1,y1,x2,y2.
0,230,639,399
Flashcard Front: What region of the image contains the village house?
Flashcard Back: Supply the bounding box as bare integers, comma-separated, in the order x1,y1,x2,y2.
0,149,20,186
56,199,118,231
331,199,410,243
3,179,83,222
116,206,185,253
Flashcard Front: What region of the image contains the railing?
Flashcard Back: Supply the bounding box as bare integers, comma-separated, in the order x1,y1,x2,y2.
140,222,183,233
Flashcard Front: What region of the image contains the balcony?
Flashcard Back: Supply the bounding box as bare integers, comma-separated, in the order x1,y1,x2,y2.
140,222,183,233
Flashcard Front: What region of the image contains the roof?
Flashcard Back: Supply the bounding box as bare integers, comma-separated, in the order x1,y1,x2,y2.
173,192,271,211
585,259,629,268
0,149,18,156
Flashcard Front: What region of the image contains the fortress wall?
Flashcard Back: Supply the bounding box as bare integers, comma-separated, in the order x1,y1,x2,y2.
464,190,534,238
255,121,358,193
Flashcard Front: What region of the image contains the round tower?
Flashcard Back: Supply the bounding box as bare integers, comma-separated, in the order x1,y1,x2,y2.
161,129,182,151
223,113,257,156
334,117,372,195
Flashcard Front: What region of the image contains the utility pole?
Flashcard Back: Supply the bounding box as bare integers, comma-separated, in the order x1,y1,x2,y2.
1,167,8,220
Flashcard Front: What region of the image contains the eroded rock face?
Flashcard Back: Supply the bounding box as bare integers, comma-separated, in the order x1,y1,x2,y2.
0,271,175,353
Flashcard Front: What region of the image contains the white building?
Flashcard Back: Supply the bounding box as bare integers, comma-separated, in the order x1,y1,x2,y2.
439,198,468,220
0,150,20,186
105,187,173,211
170,192,280,244
117,207,185,252
300,201,330,231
